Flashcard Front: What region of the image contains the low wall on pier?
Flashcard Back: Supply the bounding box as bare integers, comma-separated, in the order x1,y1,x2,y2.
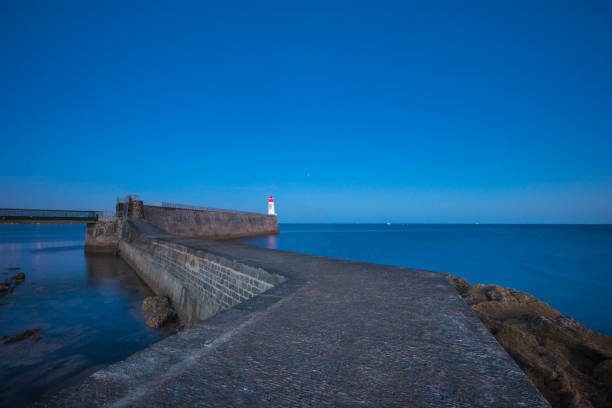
142,205,279,240
119,220,285,324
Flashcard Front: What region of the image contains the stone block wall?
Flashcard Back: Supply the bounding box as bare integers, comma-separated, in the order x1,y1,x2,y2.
84,217,122,253
142,205,279,240
119,221,285,324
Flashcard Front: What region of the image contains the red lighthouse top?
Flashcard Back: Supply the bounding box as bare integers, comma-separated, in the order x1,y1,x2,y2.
268,196,274,203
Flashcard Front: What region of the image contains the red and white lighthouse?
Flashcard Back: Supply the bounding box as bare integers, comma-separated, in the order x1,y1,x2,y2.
268,196,276,216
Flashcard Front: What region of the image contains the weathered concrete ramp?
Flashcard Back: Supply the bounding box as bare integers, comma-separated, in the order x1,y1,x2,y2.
38,222,549,407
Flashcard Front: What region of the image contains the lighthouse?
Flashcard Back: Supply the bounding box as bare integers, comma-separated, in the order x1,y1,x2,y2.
268,196,276,216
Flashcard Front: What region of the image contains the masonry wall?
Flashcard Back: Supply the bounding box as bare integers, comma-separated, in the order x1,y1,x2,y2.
142,205,279,240
84,217,122,253
119,221,285,324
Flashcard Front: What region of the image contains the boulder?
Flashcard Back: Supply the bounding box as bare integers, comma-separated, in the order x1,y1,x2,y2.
443,273,612,408
593,360,612,388
2,328,43,344
10,273,25,286
0,282,11,295
441,273,470,295
141,296,176,328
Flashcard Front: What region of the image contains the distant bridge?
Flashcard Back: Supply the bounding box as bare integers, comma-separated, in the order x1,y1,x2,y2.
0,209,110,224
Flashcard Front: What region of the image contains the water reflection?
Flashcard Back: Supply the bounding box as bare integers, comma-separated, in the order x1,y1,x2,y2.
266,234,278,250
0,225,173,407
85,254,153,299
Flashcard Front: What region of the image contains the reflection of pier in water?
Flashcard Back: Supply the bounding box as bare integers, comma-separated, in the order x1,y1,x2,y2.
84,253,154,300
265,234,278,250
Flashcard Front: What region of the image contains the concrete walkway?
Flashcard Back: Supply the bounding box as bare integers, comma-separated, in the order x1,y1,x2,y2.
38,224,549,407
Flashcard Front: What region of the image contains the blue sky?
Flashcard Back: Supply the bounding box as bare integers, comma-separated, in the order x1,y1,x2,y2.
1,1,611,223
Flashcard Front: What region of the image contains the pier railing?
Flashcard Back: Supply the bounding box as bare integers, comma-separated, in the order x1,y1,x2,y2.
142,200,264,216
0,208,107,222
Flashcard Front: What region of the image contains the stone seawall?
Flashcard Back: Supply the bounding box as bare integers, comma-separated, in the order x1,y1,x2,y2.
119,220,285,324
142,205,279,240
84,217,122,253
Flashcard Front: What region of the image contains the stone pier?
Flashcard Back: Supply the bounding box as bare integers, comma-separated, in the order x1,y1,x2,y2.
40,213,549,407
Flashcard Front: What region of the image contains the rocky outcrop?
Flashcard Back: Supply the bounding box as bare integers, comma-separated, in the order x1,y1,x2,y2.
141,296,177,328
11,272,25,282
443,273,612,408
0,281,11,297
1,272,26,296
1,328,43,344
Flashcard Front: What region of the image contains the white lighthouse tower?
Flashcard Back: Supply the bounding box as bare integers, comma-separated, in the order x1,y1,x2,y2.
268,196,276,216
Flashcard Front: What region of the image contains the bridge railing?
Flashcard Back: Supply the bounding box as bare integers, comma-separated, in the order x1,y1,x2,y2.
0,208,103,221
97,210,119,218
142,200,264,216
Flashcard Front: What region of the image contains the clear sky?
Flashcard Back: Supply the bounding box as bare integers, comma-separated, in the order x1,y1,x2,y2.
1,1,611,223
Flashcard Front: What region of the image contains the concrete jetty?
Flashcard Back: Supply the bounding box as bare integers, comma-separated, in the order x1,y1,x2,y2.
37,199,549,407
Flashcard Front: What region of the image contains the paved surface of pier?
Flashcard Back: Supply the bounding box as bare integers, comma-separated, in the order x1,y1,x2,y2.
38,222,550,407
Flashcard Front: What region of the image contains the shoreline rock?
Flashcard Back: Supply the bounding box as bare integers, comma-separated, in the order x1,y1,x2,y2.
0,281,11,297
1,328,44,344
443,273,612,408
0,272,26,297
11,272,26,282
141,296,177,328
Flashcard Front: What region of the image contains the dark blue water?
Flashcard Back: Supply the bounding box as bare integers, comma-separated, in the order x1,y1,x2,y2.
241,224,612,336
0,224,175,407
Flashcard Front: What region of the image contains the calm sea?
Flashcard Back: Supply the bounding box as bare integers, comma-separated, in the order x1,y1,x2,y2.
241,224,612,336
0,224,176,407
